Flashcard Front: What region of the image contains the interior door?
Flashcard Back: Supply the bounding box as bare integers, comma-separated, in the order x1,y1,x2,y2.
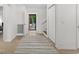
56,4,77,49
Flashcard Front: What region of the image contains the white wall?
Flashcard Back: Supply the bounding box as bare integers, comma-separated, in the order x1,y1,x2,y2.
15,5,26,35
3,5,26,42
13,5,47,35
3,4,47,42
25,8,47,33
15,5,25,24
3,5,17,42
47,4,55,43
55,4,77,49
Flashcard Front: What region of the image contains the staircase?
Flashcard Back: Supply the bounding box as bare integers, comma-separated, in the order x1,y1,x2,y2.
14,31,58,54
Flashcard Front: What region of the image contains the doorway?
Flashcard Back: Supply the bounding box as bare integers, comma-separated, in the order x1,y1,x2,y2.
0,6,3,41
29,14,36,31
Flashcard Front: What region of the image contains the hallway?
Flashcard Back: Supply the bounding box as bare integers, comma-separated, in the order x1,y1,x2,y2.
15,31,58,54
1,4,79,54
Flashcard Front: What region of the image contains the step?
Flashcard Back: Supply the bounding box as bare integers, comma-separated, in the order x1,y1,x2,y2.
21,41,49,43
14,50,58,54
15,48,57,51
17,45,54,49
22,39,49,41
18,42,50,46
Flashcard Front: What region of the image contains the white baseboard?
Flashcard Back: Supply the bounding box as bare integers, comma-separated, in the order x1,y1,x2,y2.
42,32,48,38
42,32,55,44
50,38,55,43
3,35,16,42
16,33,24,36
55,45,77,50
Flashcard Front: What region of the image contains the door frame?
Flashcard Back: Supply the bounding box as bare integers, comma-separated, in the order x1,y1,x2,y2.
28,14,36,31
24,11,38,35
0,6,4,40
28,13,37,32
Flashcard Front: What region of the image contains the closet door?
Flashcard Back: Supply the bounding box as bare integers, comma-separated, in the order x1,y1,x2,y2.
56,4,77,49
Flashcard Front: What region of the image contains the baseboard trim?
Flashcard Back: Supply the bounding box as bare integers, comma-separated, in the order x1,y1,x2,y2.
42,32,56,48
3,35,16,42
42,32,56,44
42,32,48,38
16,34,24,36
48,37,55,43
54,46,78,51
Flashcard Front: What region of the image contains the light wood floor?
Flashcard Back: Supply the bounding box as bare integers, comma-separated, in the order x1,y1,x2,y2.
0,31,79,54
14,31,58,54
0,32,22,53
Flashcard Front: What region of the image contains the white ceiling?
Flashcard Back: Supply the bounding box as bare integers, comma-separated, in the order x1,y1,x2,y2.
0,4,47,9
0,4,47,10
25,4,47,9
